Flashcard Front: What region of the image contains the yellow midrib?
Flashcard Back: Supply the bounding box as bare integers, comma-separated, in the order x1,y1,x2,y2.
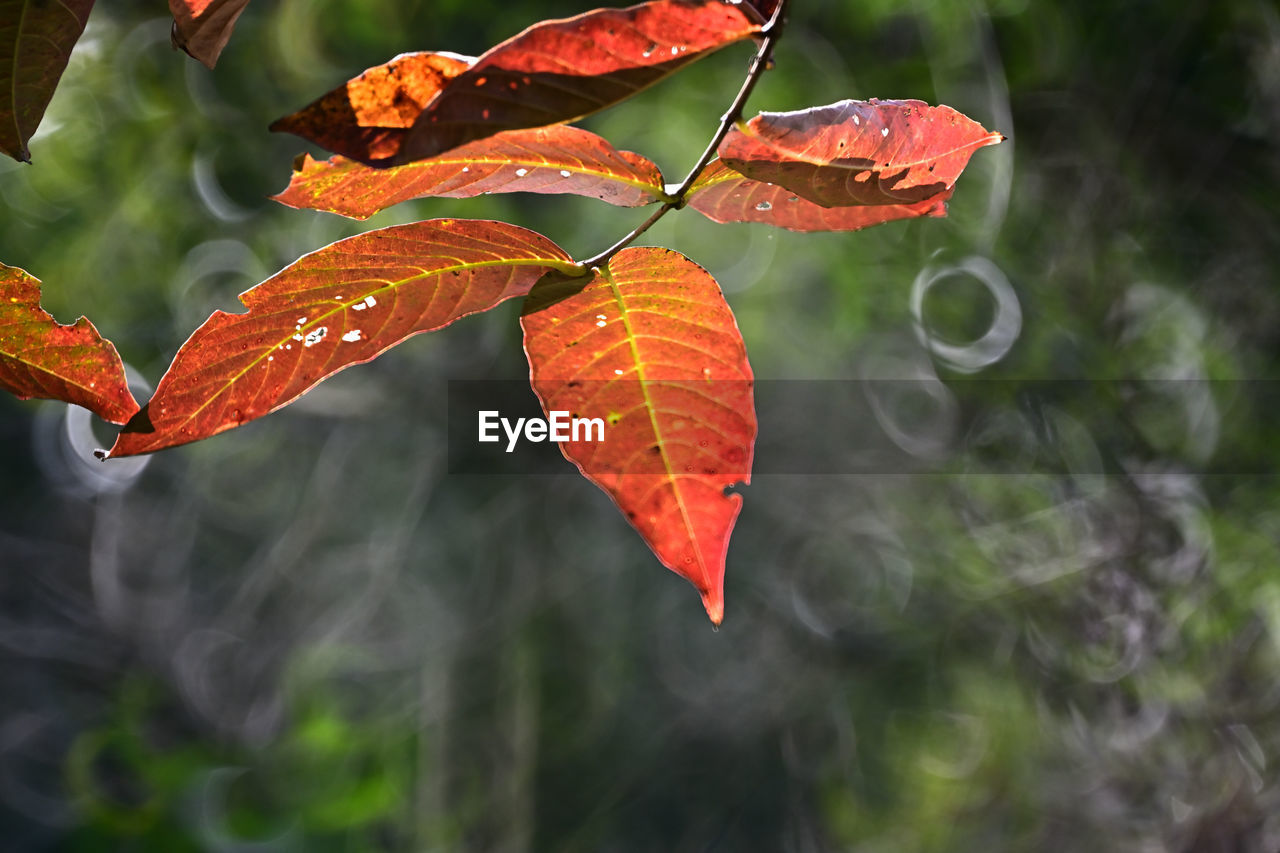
737,121,1002,173
323,154,667,200
1,328,108,400
157,254,581,434
601,263,707,581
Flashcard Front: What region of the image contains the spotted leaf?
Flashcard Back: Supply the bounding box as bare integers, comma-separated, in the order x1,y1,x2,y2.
719,99,1004,207
273,125,667,219
687,159,951,231
0,264,138,424
270,51,473,164
279,0,761,166
107,220,580,457
521,248,755,624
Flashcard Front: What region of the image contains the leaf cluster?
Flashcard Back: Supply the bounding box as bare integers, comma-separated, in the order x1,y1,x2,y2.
0,0,1000,622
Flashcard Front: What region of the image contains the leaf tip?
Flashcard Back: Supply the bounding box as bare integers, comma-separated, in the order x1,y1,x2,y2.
170,20,220,69
701,588,725,626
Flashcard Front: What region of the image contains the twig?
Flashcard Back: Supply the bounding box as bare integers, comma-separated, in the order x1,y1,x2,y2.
578,0,789,269
673,0,789,197
577,201,675,270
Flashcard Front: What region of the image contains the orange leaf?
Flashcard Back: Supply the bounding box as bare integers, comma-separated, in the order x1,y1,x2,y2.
719,99,1004,207
273,125,667,219
291,0,760,166
270,52,473,164
521,248,755,624
107,220,580,457
168,0,251,69
0,264,138,424
687,160,951,232
0,0,95,162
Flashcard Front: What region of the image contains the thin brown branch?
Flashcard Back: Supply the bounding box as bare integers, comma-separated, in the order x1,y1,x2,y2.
672,0,789,197
577,0,789,269
579,202,675,269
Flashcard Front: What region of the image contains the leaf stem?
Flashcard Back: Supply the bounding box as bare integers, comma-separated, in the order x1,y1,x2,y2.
578,0,789,269
578,202,675,270
674,0,789,197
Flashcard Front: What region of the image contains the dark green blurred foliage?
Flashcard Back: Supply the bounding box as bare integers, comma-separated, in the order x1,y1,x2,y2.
3,0,1280,850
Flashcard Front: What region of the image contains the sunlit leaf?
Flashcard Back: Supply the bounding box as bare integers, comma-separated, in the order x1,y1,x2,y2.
270,51,473,164
719,98,1004,207
107,220,580,457
273,125,667,220
687,160,951,231
521,248,755,624
168,0,252,69
387,0,761,164
0,0,95,162
0,264,138,424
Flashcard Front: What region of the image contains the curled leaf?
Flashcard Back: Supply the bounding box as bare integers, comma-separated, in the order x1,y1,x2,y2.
0,0,96,163
270,51,473,164
719,98,1004,207
0,264,138,424
107,220,579,457
168,0,252,69
521,248,756,624
273,125,667,219
687,160,951,231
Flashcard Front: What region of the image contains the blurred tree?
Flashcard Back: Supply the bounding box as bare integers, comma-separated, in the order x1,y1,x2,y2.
2,0,1279,851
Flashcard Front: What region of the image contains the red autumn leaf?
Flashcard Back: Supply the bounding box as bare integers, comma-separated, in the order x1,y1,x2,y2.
521,247,755,624
718,98,1004,208
0,0,95,163
388,0,762,165
272,125,667,219
107,220,580,458
270,52,473,164
0,264,138,424
686,159,951,232
168,0,251,69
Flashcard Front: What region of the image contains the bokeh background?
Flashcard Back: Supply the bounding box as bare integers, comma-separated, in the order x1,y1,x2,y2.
3,0,1279,849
